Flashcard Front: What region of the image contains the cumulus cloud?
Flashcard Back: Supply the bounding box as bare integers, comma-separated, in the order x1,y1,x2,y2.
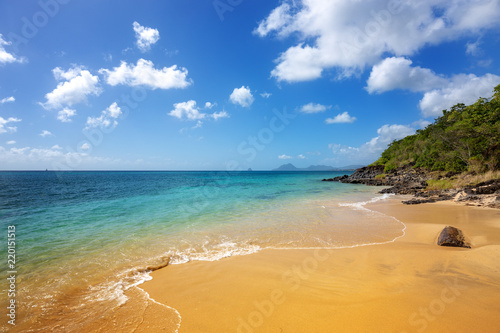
85,102,122,130
211,111,230,120
169,100,230,124
325,112,356,124
366,57,447,94
6,140,15,145
254,3,294,37
57,108,77,122
299,102,330,113
419,73,500,117
169,100,206,121
100,59,191,90
205,102,216,109
40,130,53,137
278,154,306,160
257,0,500,82
133,22,160,52
230,86,254,108
0,96,15,104
328,123,415,164
364,124,415,153
0,34,24,64
41,66,101,110
0,116,21,134
80,142,90,151
260,92,272,99
366,57,500,117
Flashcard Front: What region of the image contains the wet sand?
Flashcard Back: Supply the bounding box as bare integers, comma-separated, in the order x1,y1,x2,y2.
139,200,500,333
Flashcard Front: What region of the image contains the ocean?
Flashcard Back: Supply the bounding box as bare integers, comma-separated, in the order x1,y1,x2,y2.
0,171,405,332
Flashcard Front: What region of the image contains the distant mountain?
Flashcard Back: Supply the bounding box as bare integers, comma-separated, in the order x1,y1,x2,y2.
273,163,298,171
272,163,364,171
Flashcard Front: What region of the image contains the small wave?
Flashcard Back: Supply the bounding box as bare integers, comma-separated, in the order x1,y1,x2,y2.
338,193,394,210
84,242,261,306
166,241,262,265
85,255,172,306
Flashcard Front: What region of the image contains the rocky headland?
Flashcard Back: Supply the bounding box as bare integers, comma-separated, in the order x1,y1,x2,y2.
323,165,500,209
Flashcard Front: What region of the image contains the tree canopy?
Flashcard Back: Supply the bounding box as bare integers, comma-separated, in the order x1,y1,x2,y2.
374,84,500,173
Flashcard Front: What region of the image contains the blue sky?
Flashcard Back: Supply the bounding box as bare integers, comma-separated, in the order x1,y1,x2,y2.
1,0,499,170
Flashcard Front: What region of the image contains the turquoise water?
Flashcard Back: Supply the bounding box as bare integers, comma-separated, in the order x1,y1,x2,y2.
0,171,403,331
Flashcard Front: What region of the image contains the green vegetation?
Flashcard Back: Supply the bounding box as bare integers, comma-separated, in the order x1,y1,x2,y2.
374,84,500,174
426,179,455,191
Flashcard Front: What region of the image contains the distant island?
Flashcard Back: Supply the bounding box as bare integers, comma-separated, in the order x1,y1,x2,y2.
272,163,364,171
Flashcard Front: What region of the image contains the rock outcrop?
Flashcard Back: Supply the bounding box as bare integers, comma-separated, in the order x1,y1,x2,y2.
437,226,471,248
322,166,500,209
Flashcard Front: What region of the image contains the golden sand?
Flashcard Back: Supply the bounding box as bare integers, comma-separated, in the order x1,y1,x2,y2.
138,200,500,333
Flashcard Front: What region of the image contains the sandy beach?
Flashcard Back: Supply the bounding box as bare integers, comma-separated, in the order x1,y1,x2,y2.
137,199,500,333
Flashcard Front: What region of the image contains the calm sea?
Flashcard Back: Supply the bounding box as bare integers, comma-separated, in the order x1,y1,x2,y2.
0,171,404,332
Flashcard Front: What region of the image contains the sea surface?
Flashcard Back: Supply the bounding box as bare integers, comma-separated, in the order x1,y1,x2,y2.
0,171,405,332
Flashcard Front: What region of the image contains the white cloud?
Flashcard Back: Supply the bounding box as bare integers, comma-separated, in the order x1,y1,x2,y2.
297,154,306,159
325,112,356,124
260,92,272,99
205,102,216,109
169,100,206,121
254,3,294,37
299,102,330,113
0,145,142,170
0,117,21,134
363,124,415,153
0,34,24,65
80,143,90,151
85,102,122,130
366,57,447,94
99,59,191,90
6,140,15,145
192,121,203,129
133,22,160,52
365,57,500,117
465,40,482,56
40,130,53,137
57,108,77,122
328,124,415,164
230,86,254,108
257,0,500,82
169,100,230,123
278,154,293,160
0,96,15,104
420,73,500,117
211,111,230,120
41,66,101,110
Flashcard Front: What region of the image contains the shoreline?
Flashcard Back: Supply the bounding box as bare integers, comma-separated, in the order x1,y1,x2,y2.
325,166,500,209
137,198,500,333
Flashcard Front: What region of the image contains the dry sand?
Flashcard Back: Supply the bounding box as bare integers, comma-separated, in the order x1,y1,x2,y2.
137,200,500,333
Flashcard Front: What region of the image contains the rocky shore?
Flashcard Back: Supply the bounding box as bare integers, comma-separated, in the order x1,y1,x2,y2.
324,166,500,209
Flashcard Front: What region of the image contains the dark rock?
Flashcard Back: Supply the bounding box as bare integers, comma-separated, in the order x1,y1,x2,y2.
437,226,471,248
345,165,385,181
402,198,437,205
322,175,349,182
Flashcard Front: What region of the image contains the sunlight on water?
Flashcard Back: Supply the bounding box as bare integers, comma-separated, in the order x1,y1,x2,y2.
0,171,403,332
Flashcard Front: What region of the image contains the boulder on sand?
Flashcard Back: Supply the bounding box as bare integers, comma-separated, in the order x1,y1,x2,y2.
437,226,471,248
